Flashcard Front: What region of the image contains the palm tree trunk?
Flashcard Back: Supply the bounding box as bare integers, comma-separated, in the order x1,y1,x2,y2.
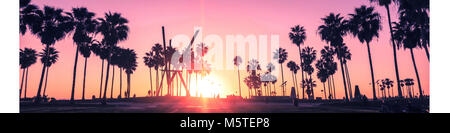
102,54,112,105
111,66,115,99
24,68,29,98
310,74,314,100
70,45,80,103
20,68,26,98
298,46,305,99
345,63,353,99
332,75,336,100
323,82,327,100
238,67,241,97
35,44,49,103
43,66,50,97
119,68,122,99
280,63,285,96
366,42,376,101
410,49,423,97
423,45,430,61
337,47,349,101
386,5,402,98
156,68,159,96
149,68,152,96
82,57,88,101
99,59,104,99
294,73,299,98
127,73,131,98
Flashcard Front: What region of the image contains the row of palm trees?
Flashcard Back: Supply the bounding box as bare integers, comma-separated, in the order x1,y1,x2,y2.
233,0,428,100
19,0,137,104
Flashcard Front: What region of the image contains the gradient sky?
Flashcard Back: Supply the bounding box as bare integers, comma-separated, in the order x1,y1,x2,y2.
19,0,429,99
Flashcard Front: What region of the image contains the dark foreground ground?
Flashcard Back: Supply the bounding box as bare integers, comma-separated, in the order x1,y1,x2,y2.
20,96,428,113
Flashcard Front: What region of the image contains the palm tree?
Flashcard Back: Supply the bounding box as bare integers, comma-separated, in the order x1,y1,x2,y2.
150,43,164,96
318,13,349,101
287,61,300,98
20,0,39,36
320,46,337,99
289,25,307,98
273,48,288,96
91,42,109,98
67,7,97,103
109,47,122,99
301,46,317,99
404,78,414,98
97,12,129,104
369,0,404,98
233,56,243,97
144,51,156,96
392,21,424,98
245,59,262,97
79,44,91,101
383,78,394,98
315,57,329,100
39,46,59,98
347,5,382,100
122,48,137,98
397,0,429,61
336,45,353,99
29,6,74,103
19,48,37,98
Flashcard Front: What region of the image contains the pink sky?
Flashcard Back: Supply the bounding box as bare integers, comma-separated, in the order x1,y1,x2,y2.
20,0,429,99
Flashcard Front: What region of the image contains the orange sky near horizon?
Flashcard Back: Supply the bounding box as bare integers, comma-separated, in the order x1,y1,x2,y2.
19,0,429,100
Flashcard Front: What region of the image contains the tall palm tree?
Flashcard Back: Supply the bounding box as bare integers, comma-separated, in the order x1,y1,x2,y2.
318,13,349,101
122,49,137,98
392,21,423,98
233,56,243,97
97,12,129,104
29,6,74,103
289,25,307,98
287,61,300,98
369,0,404,98
397,0,429,61
19,48,37,98
150,43,164,96
109,46,122,99
336,45,353,99
348,5,382,100
320,46,337,99
273,48,288,96
91,42,109,98
245,59,262,97
39,46,59,97
301,46,316,99
144,51,156,96
68,7,97,103
79,44,91,101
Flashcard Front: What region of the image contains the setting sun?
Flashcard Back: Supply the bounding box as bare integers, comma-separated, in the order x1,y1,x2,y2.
189,75,223,98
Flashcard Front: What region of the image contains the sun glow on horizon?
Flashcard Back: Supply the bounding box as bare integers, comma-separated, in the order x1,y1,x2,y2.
189,75,223,98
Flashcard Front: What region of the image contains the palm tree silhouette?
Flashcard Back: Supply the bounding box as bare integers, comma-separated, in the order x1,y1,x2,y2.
20,48,37,98
289,25,307,99
301,46,316,99
397,0,429,61
121,48,137,98
91,42,109,98
404,78,414,98
67,7,97,103
336,45,353,99
150,43,164,96
245,59,262,97
109,46,122,99
287,61,300,98
347,5,382,100
39,46,59,98
233,56,243,97
315,57,329,100
29,6,73,103
79,44,92,101
318,13,349,101
382,78,394,98
144,51,156,97
392,21,424,98
97,12,129,104
20,0,39,36
273,48,288,96
320,46,337,99
369,0,404,98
